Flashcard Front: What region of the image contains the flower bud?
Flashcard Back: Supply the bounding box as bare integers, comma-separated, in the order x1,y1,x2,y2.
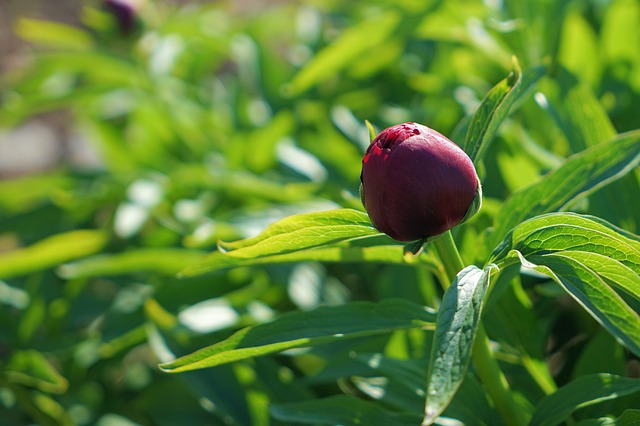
103,0,142,34
360,122,481,242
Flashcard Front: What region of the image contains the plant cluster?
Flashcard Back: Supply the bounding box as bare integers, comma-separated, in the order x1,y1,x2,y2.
1,0,639,425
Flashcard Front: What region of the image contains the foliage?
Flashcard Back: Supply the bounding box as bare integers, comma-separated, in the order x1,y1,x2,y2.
1,0,640,425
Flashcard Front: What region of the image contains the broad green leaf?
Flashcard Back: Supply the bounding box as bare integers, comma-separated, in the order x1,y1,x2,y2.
556,251,640,299
181,235,439,277
491,213,640,356
491,213,640,265
490,130,640,247
5,350,69,394
463,60,545,164
0,230,108,279
58,249,207,279
270,395,421,425
287,12,401,95
423,265,494,425
516,252,640,357
158,299,435,373
530,374,640,426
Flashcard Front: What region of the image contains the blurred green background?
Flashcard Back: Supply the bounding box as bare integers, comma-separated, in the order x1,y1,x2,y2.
0,0,639,425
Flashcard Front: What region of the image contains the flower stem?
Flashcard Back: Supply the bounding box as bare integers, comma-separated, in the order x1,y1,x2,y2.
431,231,527,426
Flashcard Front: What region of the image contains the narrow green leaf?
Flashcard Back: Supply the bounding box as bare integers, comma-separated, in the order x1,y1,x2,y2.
58,249,207,279
15,18,93,50
423,265,494,425
0,172,72,213
158,299,435,373
365,119,377,142
463,60,545,164
182,209,379,276
5,350,69,394
0,230,108,279
287,12,401,95
181,235,438,277
271,395,421,426
219,208,373,251
516,252,640,357
547,67,616,152
490,131,640,246
530,374,640,426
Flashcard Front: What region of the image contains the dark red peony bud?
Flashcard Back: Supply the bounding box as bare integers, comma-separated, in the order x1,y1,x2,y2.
360,122,481,242
103,0,140,34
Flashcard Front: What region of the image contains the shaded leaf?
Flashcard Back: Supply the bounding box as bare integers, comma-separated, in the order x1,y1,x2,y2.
271,395,421,426
531,374,640,426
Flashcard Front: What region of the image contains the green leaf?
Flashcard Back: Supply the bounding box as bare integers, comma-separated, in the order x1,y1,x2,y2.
181,235,438,277
287,12,401,95
0,230,109,279
547,67,616,152
491,213,640,356
181,209,379,276
271,395,421,426
158,299,435,373
490,130,640,246
423,265,494,425
530,374,640,426
15,18,93,50
5,350,69,394
463,59,545,164
58,249,207,279
491,213,640,265
517,252,640,357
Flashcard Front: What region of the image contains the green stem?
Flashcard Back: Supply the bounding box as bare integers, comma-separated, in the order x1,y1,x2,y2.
431,231,527,426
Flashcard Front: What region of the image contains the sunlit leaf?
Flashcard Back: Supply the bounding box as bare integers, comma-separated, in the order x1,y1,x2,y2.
181,209,379,276
5,350,69,394
0,230,108,279
490,130,640,246
159,299,435,373
463,60,545,164
491,213,640,356
15,18,93,50
58,249,207,279
288,12,401,95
